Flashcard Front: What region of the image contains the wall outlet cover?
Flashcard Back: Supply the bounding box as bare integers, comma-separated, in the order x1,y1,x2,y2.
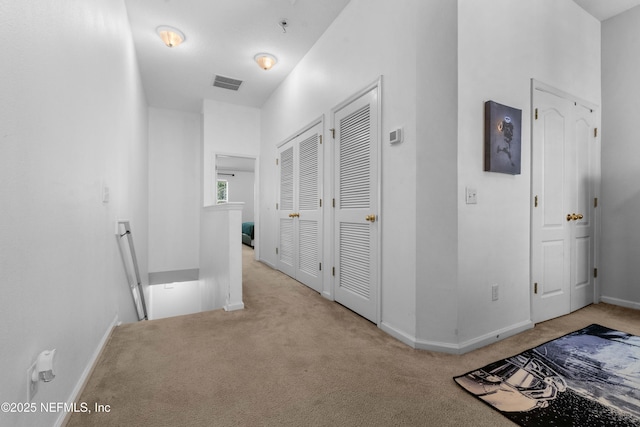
466,187,478,204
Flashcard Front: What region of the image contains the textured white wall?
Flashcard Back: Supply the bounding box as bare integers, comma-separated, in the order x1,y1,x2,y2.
148,107,201,273
0,0,148,426
601,7,640,307
456,0,601,343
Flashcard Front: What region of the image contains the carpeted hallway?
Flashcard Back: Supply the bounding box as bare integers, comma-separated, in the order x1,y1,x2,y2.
66,246,640,426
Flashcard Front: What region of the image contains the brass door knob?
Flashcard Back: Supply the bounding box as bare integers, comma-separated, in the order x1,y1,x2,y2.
365,214,376,223
566,213,584,221
288,213,300,218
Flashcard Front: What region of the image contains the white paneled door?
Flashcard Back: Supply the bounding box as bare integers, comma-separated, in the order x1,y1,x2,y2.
531,83,598,323
277,122,323,293
333,85,379,323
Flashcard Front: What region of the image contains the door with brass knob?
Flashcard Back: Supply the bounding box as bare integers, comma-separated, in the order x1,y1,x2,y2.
333,84,380,324
276,122,323,292
531,83,598,324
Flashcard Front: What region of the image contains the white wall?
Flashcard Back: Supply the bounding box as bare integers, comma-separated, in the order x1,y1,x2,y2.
456,0,601,344
415,0,460,347
259,0,603,351
202,100,260,207
260,0,418,338
148,108,201,273
601,6,640,307
0,1,148,426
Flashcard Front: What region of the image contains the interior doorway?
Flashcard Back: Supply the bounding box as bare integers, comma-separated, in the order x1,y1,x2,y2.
214,153,259,260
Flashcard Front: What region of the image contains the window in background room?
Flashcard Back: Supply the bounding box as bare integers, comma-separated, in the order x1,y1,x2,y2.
217,179,228,203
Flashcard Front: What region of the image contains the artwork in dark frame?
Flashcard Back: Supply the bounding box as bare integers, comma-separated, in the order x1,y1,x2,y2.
484,100,522,175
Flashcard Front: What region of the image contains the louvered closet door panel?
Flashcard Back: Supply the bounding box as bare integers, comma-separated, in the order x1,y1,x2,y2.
276,123,323,292
333,87,378,323
295,125,323,292
277,144,295,278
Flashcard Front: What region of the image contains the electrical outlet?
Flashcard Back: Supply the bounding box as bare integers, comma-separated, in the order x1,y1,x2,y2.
466,187,478,204
27,361,38,401
491,284,499,301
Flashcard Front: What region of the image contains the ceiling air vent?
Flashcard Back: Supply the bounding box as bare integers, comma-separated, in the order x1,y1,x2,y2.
212,75,243,91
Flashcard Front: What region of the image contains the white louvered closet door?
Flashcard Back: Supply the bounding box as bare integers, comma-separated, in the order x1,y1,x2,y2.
333,87,379,323
296,125,323,292
277,123,323,293
277,144,296,279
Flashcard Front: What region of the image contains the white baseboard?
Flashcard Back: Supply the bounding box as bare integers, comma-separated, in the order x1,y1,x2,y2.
600,295,640,311
56,314,119,427
380,319,534,355
456,319,533,354
224,302,245,311
379,321,417,349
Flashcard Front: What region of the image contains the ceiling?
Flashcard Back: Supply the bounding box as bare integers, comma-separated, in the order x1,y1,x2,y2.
574,0,640,21
125,0,640,114
124,0,351,113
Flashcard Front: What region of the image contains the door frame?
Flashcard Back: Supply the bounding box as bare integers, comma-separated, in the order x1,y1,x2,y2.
530,79,601,322
329,76,382,325
213,152,260,260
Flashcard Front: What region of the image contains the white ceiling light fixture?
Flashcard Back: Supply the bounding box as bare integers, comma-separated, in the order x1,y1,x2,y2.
254,53,277,71
156,26,185,48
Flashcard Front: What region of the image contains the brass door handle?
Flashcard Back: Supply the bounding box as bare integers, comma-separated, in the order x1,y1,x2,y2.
365,214,376,223
288,213,300,218
566,213,584,221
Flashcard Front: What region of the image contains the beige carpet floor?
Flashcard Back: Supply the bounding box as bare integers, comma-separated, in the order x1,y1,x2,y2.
66,247,640,426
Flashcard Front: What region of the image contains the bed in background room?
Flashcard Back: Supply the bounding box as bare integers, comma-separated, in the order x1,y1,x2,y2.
242,221,254,248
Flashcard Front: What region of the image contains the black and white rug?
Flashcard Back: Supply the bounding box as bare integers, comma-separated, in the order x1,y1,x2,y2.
454,324,640,426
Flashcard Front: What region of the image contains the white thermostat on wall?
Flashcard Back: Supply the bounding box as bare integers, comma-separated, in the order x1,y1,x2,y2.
389,127,403,144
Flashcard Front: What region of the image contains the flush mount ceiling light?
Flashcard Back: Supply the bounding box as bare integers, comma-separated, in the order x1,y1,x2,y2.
156,26,185,48
254,53,277,71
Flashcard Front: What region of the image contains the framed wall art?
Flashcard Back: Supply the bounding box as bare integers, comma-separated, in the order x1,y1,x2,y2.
484,100,522,175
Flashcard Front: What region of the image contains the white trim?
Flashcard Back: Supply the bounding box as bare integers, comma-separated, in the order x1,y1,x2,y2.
380,321,417,349
601,296,640,311
57,314,119,427
203,202,244,212
455,320,534,354
330,76,383,116
277,115,324,149
532,79,598,112
383,319,533,355
224,302,245,311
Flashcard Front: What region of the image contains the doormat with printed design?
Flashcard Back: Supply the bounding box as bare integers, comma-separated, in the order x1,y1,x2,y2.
454,324,640,426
